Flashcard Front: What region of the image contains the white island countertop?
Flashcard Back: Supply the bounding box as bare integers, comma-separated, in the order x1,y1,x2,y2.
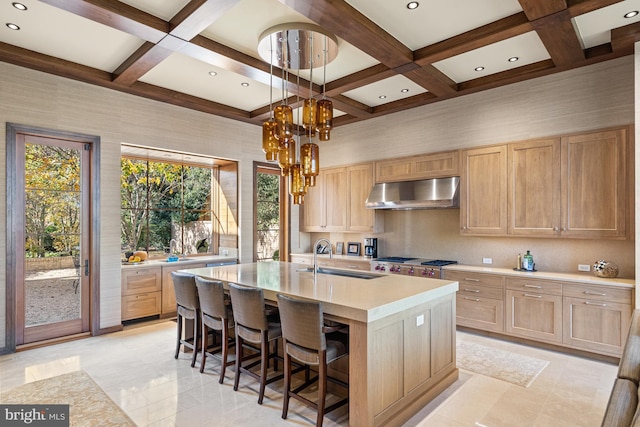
182,261,459,323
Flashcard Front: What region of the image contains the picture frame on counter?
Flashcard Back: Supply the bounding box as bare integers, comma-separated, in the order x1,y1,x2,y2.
347,242,361,256
336,242,344,255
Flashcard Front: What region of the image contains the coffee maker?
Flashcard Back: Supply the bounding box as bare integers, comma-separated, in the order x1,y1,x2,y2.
363,238,377,258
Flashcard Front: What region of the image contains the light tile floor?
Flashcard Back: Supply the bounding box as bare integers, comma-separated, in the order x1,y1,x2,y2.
0,320,617,426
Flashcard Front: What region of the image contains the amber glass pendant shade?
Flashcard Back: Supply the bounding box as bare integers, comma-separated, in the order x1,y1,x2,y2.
289,163,306,205
303,98,317,136
274,104,293,141
262,119,279,161
316,98,333,141
278,137,296,176
300,142,319,187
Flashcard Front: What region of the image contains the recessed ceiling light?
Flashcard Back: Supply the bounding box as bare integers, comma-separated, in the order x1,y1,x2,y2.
241,82,249,87
401,89,409,93
6,23,20,30
508,56,519,62
406,2,419,10
379,95,387,99
208,71,217,77
624,11,639,18
12,2,27,11
474,66,485,72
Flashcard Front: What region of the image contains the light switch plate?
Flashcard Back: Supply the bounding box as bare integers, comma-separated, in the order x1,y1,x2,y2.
416,314,424,326
578,264,590,272
483,258,492,264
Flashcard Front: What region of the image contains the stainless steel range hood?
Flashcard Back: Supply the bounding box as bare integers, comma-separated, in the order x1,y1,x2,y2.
365,177,460,210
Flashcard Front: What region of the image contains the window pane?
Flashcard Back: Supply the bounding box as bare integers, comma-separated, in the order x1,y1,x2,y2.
149,162,183,209
184,166,212,211
149,210,181,257
256,170,280,262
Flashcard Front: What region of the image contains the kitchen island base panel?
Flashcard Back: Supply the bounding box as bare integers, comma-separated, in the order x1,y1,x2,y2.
349,294,458,427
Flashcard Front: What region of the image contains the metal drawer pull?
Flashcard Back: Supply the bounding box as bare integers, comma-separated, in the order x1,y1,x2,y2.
585,301,607,307
463,288,480,293
464,297,480,302
464,278,480,282
584,290,606,296
524,293,542,298
523,284,542,289
347,265,358,269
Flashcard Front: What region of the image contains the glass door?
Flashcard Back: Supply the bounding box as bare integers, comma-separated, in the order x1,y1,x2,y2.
15,134,91,345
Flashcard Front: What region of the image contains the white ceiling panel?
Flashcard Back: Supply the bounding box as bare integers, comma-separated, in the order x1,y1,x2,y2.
0,0,144,72
139,52,274,111
345,0,523,50
433,31,550,83
573,0,640,49
342,75,428,107
117,0,191,21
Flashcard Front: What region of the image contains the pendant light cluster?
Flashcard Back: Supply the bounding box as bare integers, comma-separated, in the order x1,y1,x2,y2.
258,23,338,204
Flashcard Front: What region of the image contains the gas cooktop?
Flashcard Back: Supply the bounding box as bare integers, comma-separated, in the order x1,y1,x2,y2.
375,257,458,266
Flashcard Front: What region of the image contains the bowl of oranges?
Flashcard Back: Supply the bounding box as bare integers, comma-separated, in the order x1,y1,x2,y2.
123,251,148,264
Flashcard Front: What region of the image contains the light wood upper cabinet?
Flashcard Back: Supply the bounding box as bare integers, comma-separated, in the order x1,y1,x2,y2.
375,150,460,183
508,138,561,236
561,128,627,238
460,145,508,235
346,163,380,232
301,167,347,232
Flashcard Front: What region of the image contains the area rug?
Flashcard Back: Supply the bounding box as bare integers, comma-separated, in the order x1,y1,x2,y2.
0,370,135,426
456,341,549,387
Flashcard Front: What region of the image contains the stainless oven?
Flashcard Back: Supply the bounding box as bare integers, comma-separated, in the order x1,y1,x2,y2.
371,257,457,279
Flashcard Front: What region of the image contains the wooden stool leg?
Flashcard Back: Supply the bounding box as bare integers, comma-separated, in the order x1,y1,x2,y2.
219,321,229,384
281,351,291,419
233,335,242,391
174,314,182,359
190,315,199,367
258,332,268,404
317,358,327,427
199,321,208,373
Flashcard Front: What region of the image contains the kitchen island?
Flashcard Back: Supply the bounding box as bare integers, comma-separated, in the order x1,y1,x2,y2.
182,261,459,427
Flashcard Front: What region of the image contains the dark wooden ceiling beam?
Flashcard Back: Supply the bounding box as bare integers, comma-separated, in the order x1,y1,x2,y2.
531,9,585,66
567,0,624,17
324,64,396,96
518,0,567,20
414,12,533,65
38,0,168,43
611,21,640,52
113,36,187,85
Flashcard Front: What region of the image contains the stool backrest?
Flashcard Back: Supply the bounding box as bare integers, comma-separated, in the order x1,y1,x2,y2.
277,294,325,352
171,271,199,310
195,277,228,319
228,283,268,331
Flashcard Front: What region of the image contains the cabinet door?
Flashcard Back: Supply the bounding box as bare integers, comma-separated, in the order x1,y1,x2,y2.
346,163,375,232
561,128,627,238
508,138,561,236
460,145,507,235
323,167,347,231
563,296,631,357
161,263,205,315
456,296,504,332
301,170,325,232
506,290,563,344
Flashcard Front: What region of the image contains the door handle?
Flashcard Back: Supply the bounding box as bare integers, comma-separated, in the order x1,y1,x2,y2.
84,259,89,276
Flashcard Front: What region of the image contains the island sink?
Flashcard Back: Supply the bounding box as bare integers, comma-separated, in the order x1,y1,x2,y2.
297,266,381,280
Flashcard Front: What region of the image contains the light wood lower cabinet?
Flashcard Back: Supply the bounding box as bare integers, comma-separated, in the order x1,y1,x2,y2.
121,266,162,321
446,269,632,357
443,270,505,333
563,284,632,357
289,254,371,271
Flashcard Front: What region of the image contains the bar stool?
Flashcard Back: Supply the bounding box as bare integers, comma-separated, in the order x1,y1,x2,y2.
171,271,200,367
195,276,235,383
276,293,349,427
228,283,283,404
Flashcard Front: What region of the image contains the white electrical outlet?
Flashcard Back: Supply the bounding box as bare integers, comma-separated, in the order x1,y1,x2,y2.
416,314,424,327
578,264,590,272
483,258,492,265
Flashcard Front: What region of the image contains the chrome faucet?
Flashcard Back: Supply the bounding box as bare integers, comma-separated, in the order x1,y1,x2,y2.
313,238,333,277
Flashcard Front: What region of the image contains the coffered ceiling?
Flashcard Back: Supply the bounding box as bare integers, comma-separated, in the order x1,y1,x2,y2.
1,0,640,131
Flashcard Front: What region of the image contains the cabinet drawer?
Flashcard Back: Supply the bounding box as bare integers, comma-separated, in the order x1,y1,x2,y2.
290,255,312,265
122,269,161,295
506,278,562,296
122,291,161,321
458,285,503,300
456,296,504,333
563,284,632,304
444,270,504,289
331,259,370,270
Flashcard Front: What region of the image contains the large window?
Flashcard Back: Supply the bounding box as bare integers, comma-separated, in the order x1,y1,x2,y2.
121,156,216,258
254,163,288,262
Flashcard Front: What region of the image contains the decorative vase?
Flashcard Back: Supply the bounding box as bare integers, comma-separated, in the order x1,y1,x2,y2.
593,260,619,278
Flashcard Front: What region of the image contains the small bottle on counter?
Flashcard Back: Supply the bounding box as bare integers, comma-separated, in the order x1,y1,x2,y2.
517,253,522,270
523,250,534,271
